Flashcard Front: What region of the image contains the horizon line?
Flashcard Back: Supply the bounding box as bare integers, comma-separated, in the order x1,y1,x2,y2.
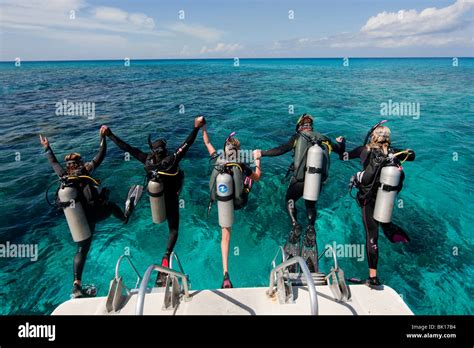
1,56,473,63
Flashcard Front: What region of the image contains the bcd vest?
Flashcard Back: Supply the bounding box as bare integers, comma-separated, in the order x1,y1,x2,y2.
293,131,330,182
209,161,248,210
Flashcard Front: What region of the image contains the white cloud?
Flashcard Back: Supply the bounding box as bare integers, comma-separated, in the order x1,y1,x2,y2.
200,43,243,55
1,1,224,43
361,0,474,38
168,22,224,42
129,13,155,30
1,0,164,37
43,29,127,45
0,0,229,59
271,0,474,52
93,6,129,22
2,0,471,59
0,0,171,60
92,7,156,30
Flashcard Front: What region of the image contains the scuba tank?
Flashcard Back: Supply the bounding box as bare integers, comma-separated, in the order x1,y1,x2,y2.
293,130,329,200
57,183,91,242
303,144,325,201
216,172,234,228
148,178,166,224
373,164,402,223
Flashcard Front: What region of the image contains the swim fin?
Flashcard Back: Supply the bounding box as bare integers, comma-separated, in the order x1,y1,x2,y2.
347,277,383,290
124,184,144,223
365,276,383,290
346,277,365,284
284,223,302,272
302,226,318,273
71,284,97,299
155,256,170,288
383,223,410,243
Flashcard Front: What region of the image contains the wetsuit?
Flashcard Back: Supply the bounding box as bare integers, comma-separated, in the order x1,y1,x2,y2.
45,136,125,282
345,145,415,270
107,127,199,258
261,132,345,229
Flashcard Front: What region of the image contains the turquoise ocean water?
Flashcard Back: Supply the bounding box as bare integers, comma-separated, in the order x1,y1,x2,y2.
0,58,473,315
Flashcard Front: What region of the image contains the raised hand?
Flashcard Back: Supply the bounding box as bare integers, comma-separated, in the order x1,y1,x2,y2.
100,125,111,137
253,149,262,160
39,134,49,148
195,115,206,128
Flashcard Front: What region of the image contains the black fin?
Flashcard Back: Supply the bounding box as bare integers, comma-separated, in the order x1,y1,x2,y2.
383,224,410,243
124,185,144,221
302,244,318,273
284,241,301,273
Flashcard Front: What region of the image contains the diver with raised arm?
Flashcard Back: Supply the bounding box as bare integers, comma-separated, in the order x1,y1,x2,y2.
340,120,415,288
202,121,261,288
101,116,205,286
40,127,141,298
253,114,345,271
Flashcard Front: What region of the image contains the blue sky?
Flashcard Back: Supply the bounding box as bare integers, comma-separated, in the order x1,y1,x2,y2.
1,0,473,60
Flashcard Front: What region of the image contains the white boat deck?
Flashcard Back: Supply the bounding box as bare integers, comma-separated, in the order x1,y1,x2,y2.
52,284,413,315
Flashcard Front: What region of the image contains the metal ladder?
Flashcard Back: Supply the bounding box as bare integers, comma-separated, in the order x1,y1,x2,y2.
269,243,351,310
135,252,192,315
323,245,351,302
268,247,319,315
292,244,351,302
105,254,142,313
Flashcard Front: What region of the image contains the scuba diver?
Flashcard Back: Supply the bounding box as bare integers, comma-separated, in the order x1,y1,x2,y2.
203,124,261,288
253,114,345,272
39,129,142,299
100,116,205,286
341,120,415,288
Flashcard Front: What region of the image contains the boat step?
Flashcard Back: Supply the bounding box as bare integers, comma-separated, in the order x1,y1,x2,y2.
288,272,327,286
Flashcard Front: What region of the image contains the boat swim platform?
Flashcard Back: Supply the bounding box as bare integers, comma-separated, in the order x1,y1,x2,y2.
52,284,413,316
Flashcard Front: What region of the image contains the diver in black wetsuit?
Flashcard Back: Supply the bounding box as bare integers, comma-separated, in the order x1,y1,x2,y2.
340,122,415,287
101,116,205,285
40,129,136,298
253,114,345,271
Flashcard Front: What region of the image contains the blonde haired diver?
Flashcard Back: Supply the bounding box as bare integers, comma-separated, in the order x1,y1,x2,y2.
203,121,261,288
340,120,416,288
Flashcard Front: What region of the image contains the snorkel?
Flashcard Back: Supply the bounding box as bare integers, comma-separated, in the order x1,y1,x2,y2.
363,120,388,146
224,131,236,150
147,135,167,158
223,131,238,161
65,153,85,175
295,113,314,132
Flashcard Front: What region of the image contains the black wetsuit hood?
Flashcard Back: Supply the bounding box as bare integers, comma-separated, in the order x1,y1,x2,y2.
148,135,167,156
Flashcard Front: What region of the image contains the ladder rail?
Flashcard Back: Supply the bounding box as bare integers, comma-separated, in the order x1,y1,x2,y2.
115,254,142,289
267,256,318,315
169,251,186,275
271,246,287,269
323,245,339,270
135,264,191,315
